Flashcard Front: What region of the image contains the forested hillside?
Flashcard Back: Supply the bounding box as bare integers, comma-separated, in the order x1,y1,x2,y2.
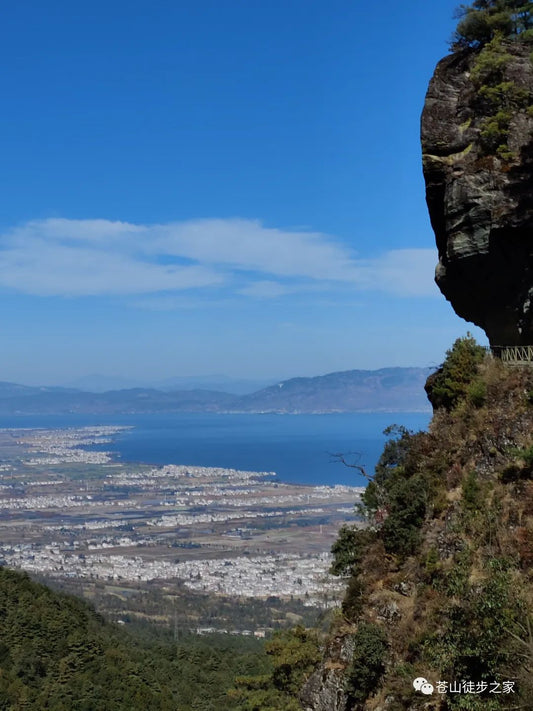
0,567,269,710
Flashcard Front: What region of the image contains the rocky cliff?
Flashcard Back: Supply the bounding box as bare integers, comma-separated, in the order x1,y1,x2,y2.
298,341,533,710
421,41,533,345
292,9,533,710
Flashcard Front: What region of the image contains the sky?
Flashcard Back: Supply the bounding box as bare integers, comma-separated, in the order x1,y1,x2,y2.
0,0,488,386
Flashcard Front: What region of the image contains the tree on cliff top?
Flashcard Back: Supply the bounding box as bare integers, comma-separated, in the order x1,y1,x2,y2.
425,334,487,411
453,0,533,47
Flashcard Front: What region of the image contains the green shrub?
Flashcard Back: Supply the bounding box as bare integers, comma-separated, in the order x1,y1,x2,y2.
438,548,473,598
345,623,388,704
480,108,513,150
424,546,442,582
267,627,321,697
354,426,429,560
462,471,483,512
341,576,365,622
467,379,487,407
425,335,486,411
230,627,320,711
470,35,512,85
519,445,533,467
381,474,428,558
478,80,529,107
433,569,521,682
374,425,414,485
330,527,375,577
360,425,414,515
459,28,532,159
496,144,517,159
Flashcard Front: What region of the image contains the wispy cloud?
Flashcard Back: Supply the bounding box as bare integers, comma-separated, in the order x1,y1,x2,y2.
0,217,437,298
356,249,438,297
238,281,292,299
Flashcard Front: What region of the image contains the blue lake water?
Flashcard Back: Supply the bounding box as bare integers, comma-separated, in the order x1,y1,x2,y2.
0,412,431,487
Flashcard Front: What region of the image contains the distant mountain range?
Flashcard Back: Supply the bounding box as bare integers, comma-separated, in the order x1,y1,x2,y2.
0,367,433,414
64,374,275,395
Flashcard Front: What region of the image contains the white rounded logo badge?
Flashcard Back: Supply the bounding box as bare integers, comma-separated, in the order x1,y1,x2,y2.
413,677,434,695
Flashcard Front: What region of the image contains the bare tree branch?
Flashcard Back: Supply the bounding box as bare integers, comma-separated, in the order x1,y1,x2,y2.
328,452,374,482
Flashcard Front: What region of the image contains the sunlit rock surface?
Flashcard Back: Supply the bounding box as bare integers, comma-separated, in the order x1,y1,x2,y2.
421,44,533,345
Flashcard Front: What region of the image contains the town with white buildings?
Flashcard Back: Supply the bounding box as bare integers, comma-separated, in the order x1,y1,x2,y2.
0,426,361,614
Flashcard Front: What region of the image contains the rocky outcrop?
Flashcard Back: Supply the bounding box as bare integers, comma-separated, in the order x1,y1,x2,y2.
421,43,533,345
299,635,353,711
299,663,348,711
299,354,533,709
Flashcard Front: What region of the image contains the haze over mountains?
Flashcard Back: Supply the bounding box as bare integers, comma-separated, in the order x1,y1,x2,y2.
0,367,432,414
65,374,275,395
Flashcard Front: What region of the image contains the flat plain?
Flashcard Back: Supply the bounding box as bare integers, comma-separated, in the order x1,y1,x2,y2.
0,426,362,630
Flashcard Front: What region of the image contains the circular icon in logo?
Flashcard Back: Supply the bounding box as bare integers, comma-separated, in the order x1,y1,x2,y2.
413,677,434,695
413,677,427,691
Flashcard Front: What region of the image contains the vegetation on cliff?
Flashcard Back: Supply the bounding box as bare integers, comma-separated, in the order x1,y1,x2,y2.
315,337,533,709
229,626,321,711
451,1,533,159
422,3,533,346
454,0,533,48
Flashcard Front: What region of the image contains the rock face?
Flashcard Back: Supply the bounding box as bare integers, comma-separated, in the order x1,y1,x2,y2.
299,664,348,711
298,357,533,710
299,635,353,711
421,43,533,345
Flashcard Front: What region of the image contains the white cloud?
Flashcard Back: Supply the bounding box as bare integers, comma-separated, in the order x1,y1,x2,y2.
0,217,437,298
0,244,223,296
358,249,438,297
132,295,235,311
150,219,358,281
238,281,291,299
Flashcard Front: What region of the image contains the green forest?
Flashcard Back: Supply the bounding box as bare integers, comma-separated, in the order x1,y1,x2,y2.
0,567,272,710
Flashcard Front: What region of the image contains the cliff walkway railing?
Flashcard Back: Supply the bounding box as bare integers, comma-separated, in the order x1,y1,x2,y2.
490,345,533,364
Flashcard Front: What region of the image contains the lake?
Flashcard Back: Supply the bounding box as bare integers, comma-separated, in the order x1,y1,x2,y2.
0,412,431,486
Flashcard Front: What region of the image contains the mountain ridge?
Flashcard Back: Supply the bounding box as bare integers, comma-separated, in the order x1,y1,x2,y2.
0,367,433,414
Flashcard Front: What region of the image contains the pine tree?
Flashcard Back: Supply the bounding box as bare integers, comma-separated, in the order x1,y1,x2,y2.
453,0,533,47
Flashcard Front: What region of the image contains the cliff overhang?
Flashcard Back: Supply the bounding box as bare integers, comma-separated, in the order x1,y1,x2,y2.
421,41,533,346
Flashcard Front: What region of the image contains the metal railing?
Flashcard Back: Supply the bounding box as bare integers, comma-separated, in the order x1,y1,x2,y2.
490,345,533,364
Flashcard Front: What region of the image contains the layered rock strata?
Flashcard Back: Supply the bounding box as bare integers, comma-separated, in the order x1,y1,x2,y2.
421,43,533,345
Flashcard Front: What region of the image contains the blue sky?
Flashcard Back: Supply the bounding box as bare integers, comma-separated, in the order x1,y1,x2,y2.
0,0,487,386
